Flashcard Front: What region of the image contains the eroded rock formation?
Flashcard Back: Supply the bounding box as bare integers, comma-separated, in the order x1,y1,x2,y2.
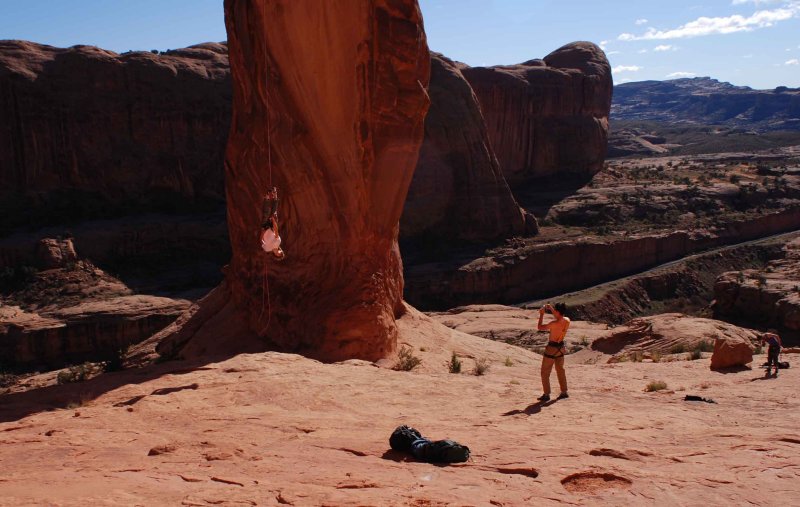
152,0,430,362
401,53,534,246
462,42,612,184
0,40,231,235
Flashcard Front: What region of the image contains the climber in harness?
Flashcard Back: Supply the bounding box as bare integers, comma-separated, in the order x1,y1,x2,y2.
537,302,570,402
260,187,285,260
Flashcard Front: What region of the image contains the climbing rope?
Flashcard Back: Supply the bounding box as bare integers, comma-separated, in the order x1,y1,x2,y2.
258,31,274,334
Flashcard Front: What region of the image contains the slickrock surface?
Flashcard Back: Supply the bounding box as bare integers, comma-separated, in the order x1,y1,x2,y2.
0,40,231,234
402,53,533,247
1,310,798,505
591,313,757,363
462,42,612,184
156,0,430,362
715,237,800,332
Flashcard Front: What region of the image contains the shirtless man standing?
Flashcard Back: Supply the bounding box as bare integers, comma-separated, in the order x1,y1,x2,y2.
537,302,570,402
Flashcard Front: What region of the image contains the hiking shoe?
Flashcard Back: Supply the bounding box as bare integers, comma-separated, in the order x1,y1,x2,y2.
557,392,569,400
537,394,550,402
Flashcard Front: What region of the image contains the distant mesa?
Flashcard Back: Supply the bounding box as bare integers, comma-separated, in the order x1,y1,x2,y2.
612,76,800,131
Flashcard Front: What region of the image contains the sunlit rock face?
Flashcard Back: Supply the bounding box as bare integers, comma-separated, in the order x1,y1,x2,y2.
462,41,612,185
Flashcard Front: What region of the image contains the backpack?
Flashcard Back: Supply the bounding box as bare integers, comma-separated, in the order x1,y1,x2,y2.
411,438,471,463
389,425,422,452
779,361,790,369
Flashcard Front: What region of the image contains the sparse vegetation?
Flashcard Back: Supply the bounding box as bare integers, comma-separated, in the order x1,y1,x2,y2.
57,363,94,384
645,380,668,392
694,341,714,353
651,351,663,363
629,351,644,362
504,357,514,367
669,344,687,354
448,352,462,374
0,265,38,292
688,349,703,361
473,358,490,376
754,345,763,355
393,346,421,372
579,336,590,347
756,273,768,288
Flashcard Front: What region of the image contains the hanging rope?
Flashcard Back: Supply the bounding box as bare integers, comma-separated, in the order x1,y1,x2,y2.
258,28,274,335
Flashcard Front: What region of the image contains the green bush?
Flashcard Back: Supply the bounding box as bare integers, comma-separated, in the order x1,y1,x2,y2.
688,349,703,361
473,358,490,376
393,346,421,372
57,363,93,384
448,352,462,374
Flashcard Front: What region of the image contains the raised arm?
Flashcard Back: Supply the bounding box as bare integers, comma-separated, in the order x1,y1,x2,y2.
537,306,552,331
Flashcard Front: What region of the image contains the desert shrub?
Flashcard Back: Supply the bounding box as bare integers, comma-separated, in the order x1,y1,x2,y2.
754,345,763,355
729,174,741,184
629,351,644,362
448,352,462,374
651,351,663,363
394,346,421,371
737,272,746,283
756,273,768,288
688,349,703,361
504,357,513,367
694,341,714,353
645,380,668,392
670,344,687,354
473,358,490,376
57,363,93,384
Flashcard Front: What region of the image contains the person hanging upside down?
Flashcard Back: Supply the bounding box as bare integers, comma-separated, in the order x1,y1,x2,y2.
260,187,285,260
537,302,570,402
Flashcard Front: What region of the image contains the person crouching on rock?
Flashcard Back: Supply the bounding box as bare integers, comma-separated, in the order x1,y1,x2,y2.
761,329,783,377
537,302,570,401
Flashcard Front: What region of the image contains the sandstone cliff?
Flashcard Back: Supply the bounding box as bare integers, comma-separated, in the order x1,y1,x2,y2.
0,40,231,235
149,0,430,362
462,41,612,184
401,53,534,247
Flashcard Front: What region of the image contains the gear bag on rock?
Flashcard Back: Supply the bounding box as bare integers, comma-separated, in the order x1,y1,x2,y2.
389,425,470,464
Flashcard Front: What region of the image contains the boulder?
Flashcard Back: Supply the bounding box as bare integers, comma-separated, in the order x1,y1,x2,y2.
36,238,77,269
401,53,534,247
152,0,431,362
710,335,755,370
462,42,612,185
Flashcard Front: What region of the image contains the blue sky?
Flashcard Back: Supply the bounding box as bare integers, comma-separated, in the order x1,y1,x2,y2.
1,0,798,89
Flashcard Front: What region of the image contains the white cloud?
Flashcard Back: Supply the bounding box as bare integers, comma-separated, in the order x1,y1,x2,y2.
617,78,634,84
786,58,800,64
618,5,799,40
599,40,609,50
732,0,784,4
606,51,622,55
666,71,697,78
613,65,643,73
654,44,676,51
635,18,649,25
638,49,649,53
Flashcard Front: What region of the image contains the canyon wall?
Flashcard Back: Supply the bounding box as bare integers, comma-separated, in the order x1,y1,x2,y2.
462,41,612,185
405,207,800,310
401,53,534,247
154,0,430,362
0,40,231,235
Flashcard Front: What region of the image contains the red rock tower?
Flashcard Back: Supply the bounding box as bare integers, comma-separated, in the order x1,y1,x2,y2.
156,0,430,361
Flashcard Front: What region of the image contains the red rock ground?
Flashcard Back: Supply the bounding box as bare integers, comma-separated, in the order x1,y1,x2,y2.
1,310,798,506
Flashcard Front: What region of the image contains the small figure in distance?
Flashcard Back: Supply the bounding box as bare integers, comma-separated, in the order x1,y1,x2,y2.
761,329,782,378
260,187,285,261
537,302,571,402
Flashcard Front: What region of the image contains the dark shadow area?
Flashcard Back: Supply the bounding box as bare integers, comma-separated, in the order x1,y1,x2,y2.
0,355,240,424
513,174,593,218
501,399,556,416
711,365,752,374
380,449,416,462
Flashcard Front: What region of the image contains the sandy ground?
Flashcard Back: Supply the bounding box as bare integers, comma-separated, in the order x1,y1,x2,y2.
1,315,799,506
